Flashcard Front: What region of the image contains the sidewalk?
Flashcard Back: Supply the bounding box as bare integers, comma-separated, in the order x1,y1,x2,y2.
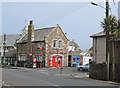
1,65,33,70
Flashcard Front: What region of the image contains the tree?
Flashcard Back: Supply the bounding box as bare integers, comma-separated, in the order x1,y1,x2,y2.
101,15,117,35
101,15,120,38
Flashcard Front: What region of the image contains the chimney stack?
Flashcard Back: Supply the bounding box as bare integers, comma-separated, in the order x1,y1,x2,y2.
28,20,34,41
28,20,34,53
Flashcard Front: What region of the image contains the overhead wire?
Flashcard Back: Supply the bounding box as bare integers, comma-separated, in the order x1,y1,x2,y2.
39,2,89,27
112,0,118,12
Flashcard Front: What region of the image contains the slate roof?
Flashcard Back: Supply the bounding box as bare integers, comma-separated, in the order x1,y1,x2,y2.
90,31,105,38
0,34,22,46
18,27,55,43
69,41,79,48
5,49,17,57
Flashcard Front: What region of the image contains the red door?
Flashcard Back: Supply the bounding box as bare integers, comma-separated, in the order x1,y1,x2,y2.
52,57,56,67
52,56,62,67
48,60,51,67
57,57,62,67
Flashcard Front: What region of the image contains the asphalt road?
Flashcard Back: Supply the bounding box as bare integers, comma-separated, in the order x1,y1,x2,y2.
1,67,119,87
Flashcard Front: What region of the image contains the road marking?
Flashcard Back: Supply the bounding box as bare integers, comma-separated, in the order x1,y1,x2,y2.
89,78,120,85
40,80,58,86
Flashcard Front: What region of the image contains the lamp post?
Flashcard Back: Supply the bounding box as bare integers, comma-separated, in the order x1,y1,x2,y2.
3,34,6,65
91,0,110,81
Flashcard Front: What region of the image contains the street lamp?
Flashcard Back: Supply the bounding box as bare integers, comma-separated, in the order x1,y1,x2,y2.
91,2,106,9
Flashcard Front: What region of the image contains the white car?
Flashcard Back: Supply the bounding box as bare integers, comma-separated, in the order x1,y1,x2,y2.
77,63,89,71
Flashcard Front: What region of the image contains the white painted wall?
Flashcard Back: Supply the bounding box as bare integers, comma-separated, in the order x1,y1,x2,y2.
82,56,92,65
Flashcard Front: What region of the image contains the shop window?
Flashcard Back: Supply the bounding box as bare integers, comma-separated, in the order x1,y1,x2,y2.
73,58,75,62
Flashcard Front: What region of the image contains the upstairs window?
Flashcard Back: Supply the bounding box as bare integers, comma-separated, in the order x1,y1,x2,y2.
53,40,57,48
58,40,62,49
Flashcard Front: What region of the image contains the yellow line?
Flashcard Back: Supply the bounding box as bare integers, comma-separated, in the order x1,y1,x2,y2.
88,78,120,85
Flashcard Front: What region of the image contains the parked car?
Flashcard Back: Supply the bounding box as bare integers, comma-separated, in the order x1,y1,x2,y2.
77,63,89,71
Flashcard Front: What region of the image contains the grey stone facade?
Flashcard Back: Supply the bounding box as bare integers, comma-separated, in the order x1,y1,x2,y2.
17,24,68,67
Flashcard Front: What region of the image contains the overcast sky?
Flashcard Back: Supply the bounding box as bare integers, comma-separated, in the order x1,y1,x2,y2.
1,1,118,50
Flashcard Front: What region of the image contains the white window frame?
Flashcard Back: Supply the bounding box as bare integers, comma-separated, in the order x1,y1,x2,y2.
34,55,42,62
58,40,62,49
19,55,26,61
53,39,57,48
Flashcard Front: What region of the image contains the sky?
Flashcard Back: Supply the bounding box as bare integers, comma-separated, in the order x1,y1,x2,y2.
1,1,119,50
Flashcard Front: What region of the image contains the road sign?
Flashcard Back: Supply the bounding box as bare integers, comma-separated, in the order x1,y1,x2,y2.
33,63,36,68
29,53,33,56
33,58,37,62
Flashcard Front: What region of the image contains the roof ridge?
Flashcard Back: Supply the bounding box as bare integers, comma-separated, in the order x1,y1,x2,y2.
90,31,105,37
35,27,55,31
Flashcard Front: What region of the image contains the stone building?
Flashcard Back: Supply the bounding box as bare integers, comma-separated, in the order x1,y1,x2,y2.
17,21,68,67
0,34,22,65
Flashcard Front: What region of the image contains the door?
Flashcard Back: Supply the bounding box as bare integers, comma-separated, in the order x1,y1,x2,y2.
84,63,89,70
57,57,62,67
52,57,56,67
48,60,51,67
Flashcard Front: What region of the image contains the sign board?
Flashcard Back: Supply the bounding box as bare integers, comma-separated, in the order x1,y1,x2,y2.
29,53,33,56
33,58,37,62
33,63,36,68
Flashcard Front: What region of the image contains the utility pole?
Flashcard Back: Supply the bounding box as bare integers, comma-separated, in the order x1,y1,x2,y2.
106,0,110,81
3,34,6,65
91,0,110,81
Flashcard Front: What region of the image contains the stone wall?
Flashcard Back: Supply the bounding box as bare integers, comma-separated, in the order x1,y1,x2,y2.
109,41,120,82
89,61,107,81
114,64,120,82
90,40,120,83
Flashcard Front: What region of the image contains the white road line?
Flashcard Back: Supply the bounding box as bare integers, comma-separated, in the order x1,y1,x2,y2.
26,76,60,87
39,80,58,86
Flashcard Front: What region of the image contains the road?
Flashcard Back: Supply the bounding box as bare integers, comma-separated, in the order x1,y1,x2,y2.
1,67,119,87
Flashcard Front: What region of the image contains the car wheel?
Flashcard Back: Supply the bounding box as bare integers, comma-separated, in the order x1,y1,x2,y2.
79,67,83,71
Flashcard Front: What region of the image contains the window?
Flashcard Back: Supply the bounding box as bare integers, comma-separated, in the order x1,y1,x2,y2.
20,55,26,61
58,40,62,48
85,63,89,66
53,40,57,48
34,55,43,62
73,58,75,62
